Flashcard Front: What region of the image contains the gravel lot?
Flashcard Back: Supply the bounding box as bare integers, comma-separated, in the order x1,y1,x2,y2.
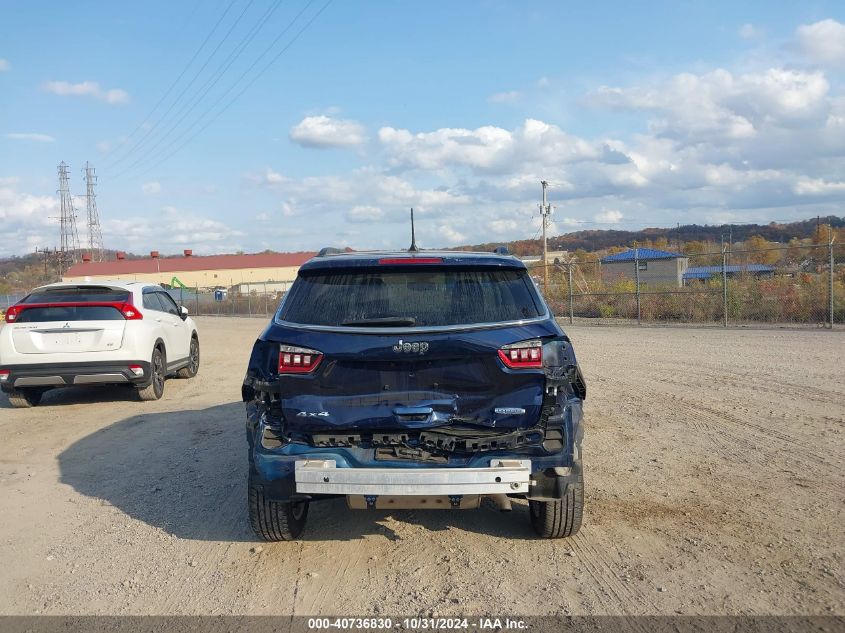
0,317,842,615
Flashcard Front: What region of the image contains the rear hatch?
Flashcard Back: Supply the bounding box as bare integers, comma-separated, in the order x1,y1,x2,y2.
7,286,135,354
253,257,558,432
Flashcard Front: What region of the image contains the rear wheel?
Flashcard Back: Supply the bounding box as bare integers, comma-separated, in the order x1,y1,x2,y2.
176,337,199,379
529,476,584,539
248,475,309,541
137,347,165,401
6,387,44,408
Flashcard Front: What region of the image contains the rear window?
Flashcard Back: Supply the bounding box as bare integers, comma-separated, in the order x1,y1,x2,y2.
23,287,130,304
280,267,542,327
15,306,125,323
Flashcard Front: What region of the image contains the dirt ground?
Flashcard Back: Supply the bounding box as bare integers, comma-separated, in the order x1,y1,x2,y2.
0,317,842,616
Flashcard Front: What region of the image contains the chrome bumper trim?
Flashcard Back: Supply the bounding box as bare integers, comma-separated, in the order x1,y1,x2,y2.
73,373,128,385
14,376,64,387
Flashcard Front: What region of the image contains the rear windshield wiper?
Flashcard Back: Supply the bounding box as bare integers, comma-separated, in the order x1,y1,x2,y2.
341,317,417,327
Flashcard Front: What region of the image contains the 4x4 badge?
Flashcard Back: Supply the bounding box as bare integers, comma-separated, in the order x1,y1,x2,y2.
392,340,429,355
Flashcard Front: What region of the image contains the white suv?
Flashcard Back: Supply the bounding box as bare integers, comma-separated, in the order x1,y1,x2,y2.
0,281,199,407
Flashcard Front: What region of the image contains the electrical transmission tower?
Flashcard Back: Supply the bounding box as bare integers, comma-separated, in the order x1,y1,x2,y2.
83,162,105,261
57,162,81,274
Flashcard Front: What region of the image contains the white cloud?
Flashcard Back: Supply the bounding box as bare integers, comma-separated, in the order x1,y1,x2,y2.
739,24,761,40
42,80,130,105
378,119,602,172
141,181,161,195
289,115,366,148
792,178,845,196
0,58,9,72
795,19,845,67
0,180,59,256
488,90,521,103
590,67,831,147
101,207,246,253
438,224,466,244
594,210,624,224
347,205,384,223
4,132,55,142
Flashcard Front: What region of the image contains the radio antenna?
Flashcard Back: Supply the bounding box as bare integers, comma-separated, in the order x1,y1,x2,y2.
408,207,419,252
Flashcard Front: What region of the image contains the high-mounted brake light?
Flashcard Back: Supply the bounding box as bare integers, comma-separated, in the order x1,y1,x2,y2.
0,369,9,382
4,306,21,323
278,344,323,374
378,257,444,265
3,301,143,321
498,339,543,369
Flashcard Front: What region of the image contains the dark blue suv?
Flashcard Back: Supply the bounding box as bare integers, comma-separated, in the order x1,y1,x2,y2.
242,249,586,540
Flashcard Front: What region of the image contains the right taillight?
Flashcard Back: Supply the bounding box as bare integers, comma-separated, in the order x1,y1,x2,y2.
4,306,21,323
278,344,323,374
498,339,543,369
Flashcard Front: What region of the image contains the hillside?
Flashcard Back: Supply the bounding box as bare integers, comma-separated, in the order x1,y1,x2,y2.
459,216,845,256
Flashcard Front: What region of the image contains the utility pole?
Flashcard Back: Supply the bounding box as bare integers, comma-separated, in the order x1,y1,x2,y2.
83,162,105,261
57,162,80,274
829,228,836,329
721,234,728,328
539,180,552,295
35,247,58,283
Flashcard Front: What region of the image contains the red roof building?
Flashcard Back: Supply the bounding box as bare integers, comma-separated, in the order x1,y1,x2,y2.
63,251,316,289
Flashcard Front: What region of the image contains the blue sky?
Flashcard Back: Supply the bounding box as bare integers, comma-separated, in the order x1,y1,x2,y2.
2,1,845,256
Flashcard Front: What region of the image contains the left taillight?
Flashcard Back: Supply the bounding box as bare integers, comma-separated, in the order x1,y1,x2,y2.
498,339,543,369
278,344,323,374
0,369,9,382
4,306,21,323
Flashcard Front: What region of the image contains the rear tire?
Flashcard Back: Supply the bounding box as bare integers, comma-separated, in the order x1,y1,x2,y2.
529,476,584,539
248,475,309,541
137,347,165,401
6,387,44,408
176,337,199,379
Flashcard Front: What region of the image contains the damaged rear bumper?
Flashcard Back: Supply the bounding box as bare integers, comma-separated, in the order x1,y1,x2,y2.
294,458,532,496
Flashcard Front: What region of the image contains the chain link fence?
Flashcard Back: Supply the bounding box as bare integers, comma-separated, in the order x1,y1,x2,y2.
163,285,287,319
538,241,843,328
2,242,842,328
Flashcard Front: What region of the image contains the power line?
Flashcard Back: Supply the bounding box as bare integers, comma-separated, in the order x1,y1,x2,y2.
105,0,240,167
113,0,287,177
130,0,331,177
107,0,255,170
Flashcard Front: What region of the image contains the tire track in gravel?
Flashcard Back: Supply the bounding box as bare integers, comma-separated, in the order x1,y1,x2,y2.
569,531,659,618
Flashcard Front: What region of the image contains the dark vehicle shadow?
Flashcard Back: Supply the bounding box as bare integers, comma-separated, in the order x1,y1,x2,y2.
1,384,140,408
59,402,538,542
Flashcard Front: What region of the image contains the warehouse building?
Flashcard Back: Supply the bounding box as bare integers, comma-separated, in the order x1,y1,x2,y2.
600,248,689,288
683,264,776,284
63,250,316,290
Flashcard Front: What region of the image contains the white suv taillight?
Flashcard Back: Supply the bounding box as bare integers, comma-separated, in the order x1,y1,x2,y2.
128,365,145,377
279,344,323,374
498,339,543,369
0,369,9,382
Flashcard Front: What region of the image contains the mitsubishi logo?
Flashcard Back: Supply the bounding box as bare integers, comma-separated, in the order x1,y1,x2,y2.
62,323,71,329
